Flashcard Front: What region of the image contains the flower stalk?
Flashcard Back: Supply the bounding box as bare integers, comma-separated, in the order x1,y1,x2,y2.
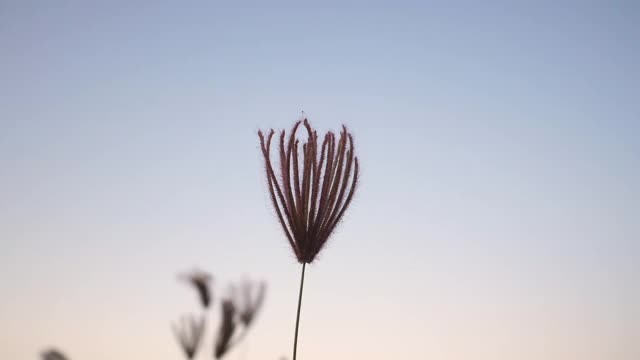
292,263,306,360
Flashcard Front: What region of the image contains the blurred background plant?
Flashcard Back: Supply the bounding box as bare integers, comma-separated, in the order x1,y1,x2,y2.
41,349,69,360
40,269,273,360
173,269,267,360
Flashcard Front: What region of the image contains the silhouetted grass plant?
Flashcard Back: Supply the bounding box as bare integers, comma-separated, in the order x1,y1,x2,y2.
259,117,360,360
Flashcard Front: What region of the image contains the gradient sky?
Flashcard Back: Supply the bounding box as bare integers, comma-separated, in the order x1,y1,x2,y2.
1,1,639,360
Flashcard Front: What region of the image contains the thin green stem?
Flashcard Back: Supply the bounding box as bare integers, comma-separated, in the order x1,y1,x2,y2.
292,263,306,360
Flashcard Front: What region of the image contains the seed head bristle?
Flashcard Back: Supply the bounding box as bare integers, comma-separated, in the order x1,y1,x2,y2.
214,299,237,359
179,270,212,309
172,315,205,359
236,280,267,327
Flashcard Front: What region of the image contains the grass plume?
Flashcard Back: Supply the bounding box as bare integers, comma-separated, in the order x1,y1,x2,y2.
259,116,360,360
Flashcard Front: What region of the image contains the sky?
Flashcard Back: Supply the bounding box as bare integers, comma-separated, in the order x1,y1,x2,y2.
1,1,639,359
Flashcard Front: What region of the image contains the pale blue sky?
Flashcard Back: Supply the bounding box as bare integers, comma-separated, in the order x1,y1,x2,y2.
1,1,639,360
